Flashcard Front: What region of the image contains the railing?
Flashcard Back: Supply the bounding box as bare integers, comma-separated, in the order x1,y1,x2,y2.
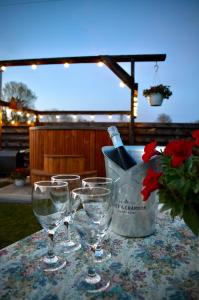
1,99,199,147
0,99,131,125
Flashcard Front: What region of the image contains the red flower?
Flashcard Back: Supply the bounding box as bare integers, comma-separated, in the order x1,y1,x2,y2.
142,141,160,163
164,140,193,167
192,130,199,146
141,168,162,201
141,187,150,202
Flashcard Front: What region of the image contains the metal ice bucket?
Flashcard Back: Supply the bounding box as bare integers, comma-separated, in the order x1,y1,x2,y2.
102,146,158,237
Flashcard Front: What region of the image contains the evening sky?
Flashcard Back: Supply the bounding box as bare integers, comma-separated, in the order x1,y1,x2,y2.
0,0,198,122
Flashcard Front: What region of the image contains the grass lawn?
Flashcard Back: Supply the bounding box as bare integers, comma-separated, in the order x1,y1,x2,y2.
0,181,12,188
0,203,41,249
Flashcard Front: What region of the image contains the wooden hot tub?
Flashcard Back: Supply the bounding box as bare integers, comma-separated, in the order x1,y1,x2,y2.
29,124,112,183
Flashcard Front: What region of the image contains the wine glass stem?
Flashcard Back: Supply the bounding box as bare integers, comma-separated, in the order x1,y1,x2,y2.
64,221,71,241
95,243,103,256
87,266,97,277
87,250,97,279
48,233,55,258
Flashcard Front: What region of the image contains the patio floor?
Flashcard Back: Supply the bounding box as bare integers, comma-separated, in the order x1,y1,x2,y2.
0,181,31,204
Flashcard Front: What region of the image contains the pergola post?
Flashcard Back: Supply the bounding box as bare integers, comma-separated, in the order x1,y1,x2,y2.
0,70,2,100
130,60,135,144
0,71,2,149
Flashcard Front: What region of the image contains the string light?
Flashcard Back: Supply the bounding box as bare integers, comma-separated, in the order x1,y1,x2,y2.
108,115,112,119
17,111,22,116
90,115,95,120
27,120,31,125
134,96,138,117
64,63,70,68
0,66,6,71
73,115,77,120
97,62,104,67
133,85,138,118
26,113,30,117
56,115,60,119
6,108,12,118
39,115,43,119
11,120,15,125
119,81,126,88
31,64,37,70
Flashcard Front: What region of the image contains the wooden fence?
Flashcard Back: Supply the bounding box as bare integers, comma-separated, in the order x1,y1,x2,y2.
1,122,199,150
1,122,199,179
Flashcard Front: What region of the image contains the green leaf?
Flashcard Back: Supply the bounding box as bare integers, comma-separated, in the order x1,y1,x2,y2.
180,180,192,198
167,179,184,190
184,157,193,174
193,182,199,194
183,205,199,236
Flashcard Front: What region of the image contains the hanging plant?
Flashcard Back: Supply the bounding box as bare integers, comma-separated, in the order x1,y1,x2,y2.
143,84,172,106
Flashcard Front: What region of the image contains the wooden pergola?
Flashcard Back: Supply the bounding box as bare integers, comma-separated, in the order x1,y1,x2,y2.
0,54,166,143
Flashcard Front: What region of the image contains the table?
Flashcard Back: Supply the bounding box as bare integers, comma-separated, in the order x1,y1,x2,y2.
0,211,199,300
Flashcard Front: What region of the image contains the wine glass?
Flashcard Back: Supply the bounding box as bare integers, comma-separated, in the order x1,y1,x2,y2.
82,177,114,262
32,181,69,272
51,174,81,253
72,187,112,293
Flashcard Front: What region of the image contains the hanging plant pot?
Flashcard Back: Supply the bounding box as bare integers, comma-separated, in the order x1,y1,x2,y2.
143,84,172,107
148,93,164,106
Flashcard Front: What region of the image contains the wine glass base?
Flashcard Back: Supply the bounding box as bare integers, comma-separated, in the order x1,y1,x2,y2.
62,240,81,253
79,272,110,293
40,255,66,272
94,249,111,263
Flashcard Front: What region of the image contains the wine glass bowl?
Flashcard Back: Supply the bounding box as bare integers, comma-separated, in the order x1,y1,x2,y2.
82,177,113,188
51,174,81,253
32,181,69,272
52,174,81,191
81,177,114,262
72,186,112,293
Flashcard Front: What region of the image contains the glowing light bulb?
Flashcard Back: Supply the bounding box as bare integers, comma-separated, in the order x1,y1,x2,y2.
97,62,104,67
64,63,70,68
31,64,37,70
6,108,11,119
90,115,95,120
108,115,112,119
27,120,31,125
11,120,15,125
26,113,30,117
17,111,22,116
56,115,60,119
0,66,6,71
119,81,126,88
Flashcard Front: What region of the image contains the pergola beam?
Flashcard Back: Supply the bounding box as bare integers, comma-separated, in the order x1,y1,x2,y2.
0,53,167,145
101,56,133,89
0,54,166,67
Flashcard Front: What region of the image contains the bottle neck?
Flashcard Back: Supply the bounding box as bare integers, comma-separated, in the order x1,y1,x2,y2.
111,134,123,148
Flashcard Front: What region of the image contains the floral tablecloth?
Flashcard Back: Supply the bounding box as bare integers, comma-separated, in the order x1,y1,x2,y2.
0,211,199,300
